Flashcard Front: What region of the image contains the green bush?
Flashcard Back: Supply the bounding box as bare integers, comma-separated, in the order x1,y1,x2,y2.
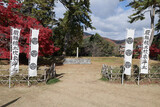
100,77,109,81
157,54,160,61
47,78,60,85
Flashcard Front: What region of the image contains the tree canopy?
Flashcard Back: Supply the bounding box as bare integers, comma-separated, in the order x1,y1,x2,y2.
0,0,59,59
19,0,56,28
120,0,160,46
80,33,114,57
53,0,94,56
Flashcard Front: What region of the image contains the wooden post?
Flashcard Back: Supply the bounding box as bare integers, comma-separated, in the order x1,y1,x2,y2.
122,66,125,85
44,65,46,82
28,32,31,87
28,76,30,87
138,73,140,85
9,27,12,88
111,66,113,80
9,76,11,88
77,47,79,58
122,73,124,85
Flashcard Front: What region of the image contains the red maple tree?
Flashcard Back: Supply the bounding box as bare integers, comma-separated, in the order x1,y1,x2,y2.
133,42,160,59
0,0,59,59
133,42,142,59
150,44,160,59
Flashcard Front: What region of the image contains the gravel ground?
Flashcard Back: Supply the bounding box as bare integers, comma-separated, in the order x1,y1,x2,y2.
0,60,160,107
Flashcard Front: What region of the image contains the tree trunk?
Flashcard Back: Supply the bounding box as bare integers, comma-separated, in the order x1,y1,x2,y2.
62,34,68,57
149,5,155,74
149,5,155,47
62,33,69,57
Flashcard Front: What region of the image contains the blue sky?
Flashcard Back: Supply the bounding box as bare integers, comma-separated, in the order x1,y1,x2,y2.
118,0,131,10
54,0,156,40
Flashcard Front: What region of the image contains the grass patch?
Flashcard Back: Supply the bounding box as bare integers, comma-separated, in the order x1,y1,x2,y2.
92,57,123,63
47,78,60,85
91,57,124,66
150,65,160,73
100,77,109,81
112,67,121,73
0,60,9,65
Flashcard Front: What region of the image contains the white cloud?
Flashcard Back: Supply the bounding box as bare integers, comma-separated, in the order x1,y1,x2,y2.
54,0,158,40
88,1,157,40
54,1,66,19
90,0,119,18
88,9,151,40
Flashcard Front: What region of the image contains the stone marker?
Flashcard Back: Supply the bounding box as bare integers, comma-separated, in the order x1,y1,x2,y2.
63,58,91,64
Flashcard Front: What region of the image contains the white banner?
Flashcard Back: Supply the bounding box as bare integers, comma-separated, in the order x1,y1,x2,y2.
29,29,39,77
124,29,135,75
10,27,21,76
140,29,152,74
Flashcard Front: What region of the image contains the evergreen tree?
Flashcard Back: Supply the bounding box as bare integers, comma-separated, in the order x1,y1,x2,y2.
53,0,94,56
19,0,56,28
2,0,94,56
80,33,114,57
120,0,160,46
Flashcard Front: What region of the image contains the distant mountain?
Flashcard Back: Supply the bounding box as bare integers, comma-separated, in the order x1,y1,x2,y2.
83,32,117,46
84,32,125,45
83,32,93,36
83,32,125,45
112,37,143,45
111,37,143,45
112,40,125,45
83,32,159,46
102,37,118,46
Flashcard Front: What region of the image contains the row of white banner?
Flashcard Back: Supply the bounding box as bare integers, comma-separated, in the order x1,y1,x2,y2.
124,28,152,75
10,27,151,76
10,27,39,77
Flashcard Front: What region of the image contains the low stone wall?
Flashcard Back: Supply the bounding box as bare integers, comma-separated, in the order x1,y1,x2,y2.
63,58,91,64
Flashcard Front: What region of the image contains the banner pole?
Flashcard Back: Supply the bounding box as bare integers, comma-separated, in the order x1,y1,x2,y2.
44,66,46,83
122,73,123,85
77,47,79,58
122,32,125,85
9,27,12,88
138,73,140,85
122,67,124,85
9,77,11,88
28,76,30,87
28,29,31,87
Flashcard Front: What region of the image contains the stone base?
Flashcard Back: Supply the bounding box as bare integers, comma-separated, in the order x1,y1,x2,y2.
63,58,91,64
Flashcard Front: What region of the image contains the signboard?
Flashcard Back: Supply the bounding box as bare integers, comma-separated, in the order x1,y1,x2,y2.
124,29,135,75
140,29,152,74
10,27,21,76
29,29,39,77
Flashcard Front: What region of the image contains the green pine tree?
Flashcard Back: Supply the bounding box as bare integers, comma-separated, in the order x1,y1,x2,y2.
80,33,114,57
120,0,160,46
19,0,56,28
53,0,94,56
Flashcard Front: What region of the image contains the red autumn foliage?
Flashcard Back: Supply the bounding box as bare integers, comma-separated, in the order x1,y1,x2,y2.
133,42,142,59
133,41,160,59
0,0,59,59
150,44,160,58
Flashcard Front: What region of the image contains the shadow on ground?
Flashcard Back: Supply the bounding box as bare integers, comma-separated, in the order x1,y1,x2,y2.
56,73,65,79
1,97,21,107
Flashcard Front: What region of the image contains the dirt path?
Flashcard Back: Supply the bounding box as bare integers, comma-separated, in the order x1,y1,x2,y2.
0,62,160,107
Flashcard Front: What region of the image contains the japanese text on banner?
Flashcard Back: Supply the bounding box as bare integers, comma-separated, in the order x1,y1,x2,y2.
10,28,20,76
140,29,152,74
